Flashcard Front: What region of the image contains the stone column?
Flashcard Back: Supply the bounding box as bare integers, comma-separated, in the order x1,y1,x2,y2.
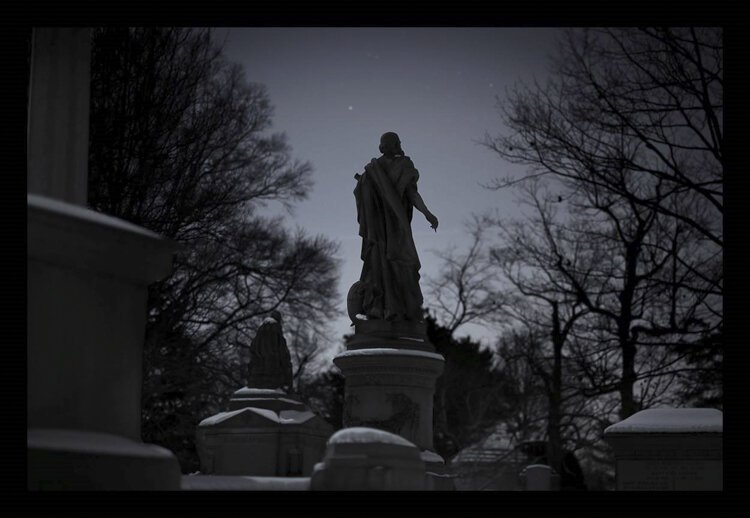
26,28,182,490
27,28,91,204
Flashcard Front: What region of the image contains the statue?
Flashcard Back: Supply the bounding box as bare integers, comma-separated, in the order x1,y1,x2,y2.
247,310,293,390
350,132,439,323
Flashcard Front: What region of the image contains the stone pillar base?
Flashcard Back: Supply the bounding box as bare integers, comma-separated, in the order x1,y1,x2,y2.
334,347,444,452
28,429,181,490
27,194,174,439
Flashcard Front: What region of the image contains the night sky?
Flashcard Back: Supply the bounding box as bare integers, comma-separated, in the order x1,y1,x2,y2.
218,27,563,348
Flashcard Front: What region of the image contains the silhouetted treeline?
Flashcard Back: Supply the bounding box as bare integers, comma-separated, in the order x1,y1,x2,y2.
429,27,722,487
88,28,339,471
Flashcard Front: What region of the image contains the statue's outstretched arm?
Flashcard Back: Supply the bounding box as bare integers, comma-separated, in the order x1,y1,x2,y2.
406,185,439,232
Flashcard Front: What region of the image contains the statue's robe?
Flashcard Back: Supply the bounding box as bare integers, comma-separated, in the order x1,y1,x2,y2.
354,155,423,321
248,318,293,389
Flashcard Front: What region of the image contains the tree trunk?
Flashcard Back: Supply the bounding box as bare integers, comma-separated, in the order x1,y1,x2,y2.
619,340,637,419
547,301,564,474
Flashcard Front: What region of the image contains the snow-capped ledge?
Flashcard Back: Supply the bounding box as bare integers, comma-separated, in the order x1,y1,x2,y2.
28,193,162,239
328,427,416,447
337,348,444,361
421,450,445,464
604,408,723,435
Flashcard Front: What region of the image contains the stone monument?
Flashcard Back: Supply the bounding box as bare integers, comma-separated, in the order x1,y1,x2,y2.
196,311,333,477
604,407,722,491
26,28,182,490
334,132,452,489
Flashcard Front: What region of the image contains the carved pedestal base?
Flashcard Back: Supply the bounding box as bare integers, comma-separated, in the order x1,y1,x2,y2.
333,347,444,452
346,320,435,352
334,345,454,489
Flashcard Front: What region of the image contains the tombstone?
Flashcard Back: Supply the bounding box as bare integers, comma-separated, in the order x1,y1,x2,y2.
519,464,560,491
27,28,181,490
603,407,722,491
310,427,428,491
195,314,333,477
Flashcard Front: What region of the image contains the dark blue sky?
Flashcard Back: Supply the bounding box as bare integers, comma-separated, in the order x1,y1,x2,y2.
218,27,562,347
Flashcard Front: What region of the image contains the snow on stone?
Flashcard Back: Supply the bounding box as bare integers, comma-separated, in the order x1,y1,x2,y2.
278,397,304,405
262,316,278,325
328,427,416,447
421,450,445,464
337,348,444,361
451,422,522,465
182,475,310,491
28,193,161,239
243,407,279,422
198,408,249,426
27,428,174,459
233,387,285,397
605,407,723,434
278,410,316,424
199,407,277,425
522,464,553,472
200,407,314,426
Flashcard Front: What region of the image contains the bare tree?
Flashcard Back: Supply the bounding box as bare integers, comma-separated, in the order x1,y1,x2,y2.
483,28,722,418
425,217,506,335
493,179,715,419
486,27,722,249
427,316,510,461
88,28,340,470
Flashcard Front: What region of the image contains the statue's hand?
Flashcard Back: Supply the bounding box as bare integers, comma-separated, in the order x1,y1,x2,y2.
426,213,439,232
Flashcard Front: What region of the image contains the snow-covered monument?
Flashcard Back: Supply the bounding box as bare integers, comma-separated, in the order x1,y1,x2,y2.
195,312,333,477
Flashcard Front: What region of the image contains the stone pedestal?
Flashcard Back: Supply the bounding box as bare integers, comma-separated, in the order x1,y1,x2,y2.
28,195,175,439
196,388,333,477
28,429,181,490
346,320,435,352
334,348,444,451
604,408,722,491
334,325,452,489
27,194,181,490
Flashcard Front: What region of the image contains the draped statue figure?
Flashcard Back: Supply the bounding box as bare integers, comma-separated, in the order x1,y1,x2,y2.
349,132,439,324
247,310,293,390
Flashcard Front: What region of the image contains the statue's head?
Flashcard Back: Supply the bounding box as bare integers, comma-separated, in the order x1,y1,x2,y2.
379,132,404,157
270,310,282,324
